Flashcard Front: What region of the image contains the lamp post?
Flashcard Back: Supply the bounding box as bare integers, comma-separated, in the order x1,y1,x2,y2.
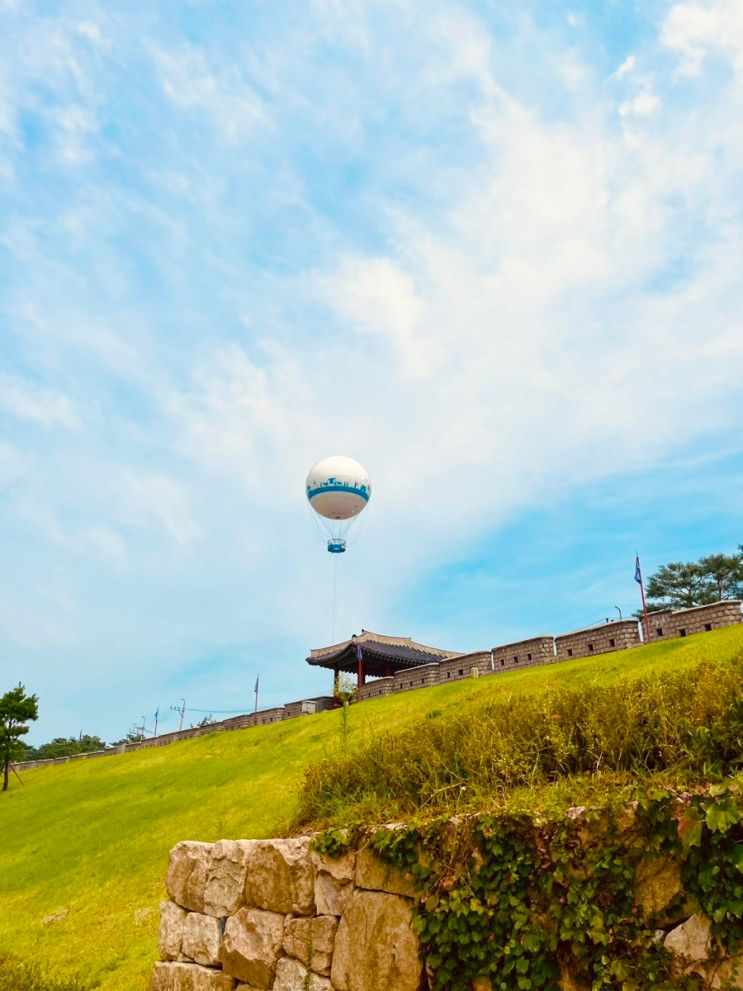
614,606,622,620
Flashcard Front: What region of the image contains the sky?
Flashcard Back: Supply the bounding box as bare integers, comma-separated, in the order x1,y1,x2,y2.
0,0,741,744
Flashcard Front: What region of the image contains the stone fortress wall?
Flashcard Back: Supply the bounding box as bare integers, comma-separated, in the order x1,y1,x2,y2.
354,599,740,702
150,821,743,991
16,599,741,773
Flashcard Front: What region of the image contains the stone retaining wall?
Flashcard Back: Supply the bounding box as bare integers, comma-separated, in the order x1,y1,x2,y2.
150,828,743,991
151,836,421,991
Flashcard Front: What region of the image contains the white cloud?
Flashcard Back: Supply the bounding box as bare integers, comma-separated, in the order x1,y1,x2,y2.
619,90,662,117
662,0,743,75
54,103,98,164
615,54,636,79
0,439,27,485
155,48,270,142
311,257,433,377
0,373,81,428
75,21,105,47
124,473,202,544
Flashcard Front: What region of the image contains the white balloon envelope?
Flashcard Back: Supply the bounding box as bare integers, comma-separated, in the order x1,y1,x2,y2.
306,455,371,552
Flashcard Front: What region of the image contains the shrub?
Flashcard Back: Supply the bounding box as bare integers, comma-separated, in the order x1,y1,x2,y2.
296,655,743,826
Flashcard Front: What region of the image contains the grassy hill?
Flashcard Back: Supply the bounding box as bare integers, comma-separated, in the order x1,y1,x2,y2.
1,625,742,991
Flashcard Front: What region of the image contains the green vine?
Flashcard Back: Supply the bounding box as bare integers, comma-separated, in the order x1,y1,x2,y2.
316,783,743,991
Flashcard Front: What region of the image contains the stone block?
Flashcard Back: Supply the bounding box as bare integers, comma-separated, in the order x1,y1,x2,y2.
205,841,255,916
283,915,338,976
159,900,187,961
149,961,235,991
665,914,711,964
355,845,416,898
312,846,355,915
314,872,353,916
219,906,285,989
272,957,333,991
311,848,355,882
634,857,683,923
167,843,213,913
181,912,223,967
665,915,743,989
243,838,315,915
331,889,421,991
714,957,743,990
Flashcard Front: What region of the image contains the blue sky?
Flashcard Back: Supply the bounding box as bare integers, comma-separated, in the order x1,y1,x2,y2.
0,0,741,743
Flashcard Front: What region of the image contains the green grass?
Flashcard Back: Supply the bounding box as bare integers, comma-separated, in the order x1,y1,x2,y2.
297,649,742,827
0,954,91,991
1,625,742,991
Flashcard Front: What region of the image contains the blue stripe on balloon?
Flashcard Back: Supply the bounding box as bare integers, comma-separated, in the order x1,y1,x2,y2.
307,483,370,501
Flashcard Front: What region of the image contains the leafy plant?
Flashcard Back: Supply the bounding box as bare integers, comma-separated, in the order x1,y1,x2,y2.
315,783,743,991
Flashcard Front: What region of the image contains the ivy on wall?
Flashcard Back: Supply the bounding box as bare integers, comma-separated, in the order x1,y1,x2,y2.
315,783,743,991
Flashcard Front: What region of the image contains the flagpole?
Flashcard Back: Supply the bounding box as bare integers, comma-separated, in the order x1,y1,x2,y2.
635,553,651,644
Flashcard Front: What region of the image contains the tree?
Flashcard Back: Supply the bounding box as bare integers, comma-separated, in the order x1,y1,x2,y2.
24,735,106,761
645,561,708,610
334,674,357,754
111,725,147,746
698,552,743,602
190,714,216,729
0,684,39,792
644,546,743,610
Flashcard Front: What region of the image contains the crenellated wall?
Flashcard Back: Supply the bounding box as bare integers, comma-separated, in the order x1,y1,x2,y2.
648,599,743,641
491,635,555,670
555,617,641,661
437,650,493,682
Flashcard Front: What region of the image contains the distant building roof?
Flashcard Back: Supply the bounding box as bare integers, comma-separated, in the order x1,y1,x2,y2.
306,630,461,676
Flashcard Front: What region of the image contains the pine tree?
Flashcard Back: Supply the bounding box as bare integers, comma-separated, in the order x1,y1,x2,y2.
0,684,39,792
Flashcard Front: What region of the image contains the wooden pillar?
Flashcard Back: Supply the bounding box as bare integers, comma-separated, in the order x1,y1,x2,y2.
357,655,366,689
332,668,340,707
383,664,393,678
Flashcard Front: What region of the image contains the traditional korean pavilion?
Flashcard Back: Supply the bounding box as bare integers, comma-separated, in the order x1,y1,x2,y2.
306,630,461,689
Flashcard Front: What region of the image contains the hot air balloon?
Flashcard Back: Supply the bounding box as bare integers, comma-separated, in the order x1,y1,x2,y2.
306,455,371,553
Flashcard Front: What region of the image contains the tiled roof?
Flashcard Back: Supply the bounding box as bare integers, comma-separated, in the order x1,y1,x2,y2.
307,630,460,669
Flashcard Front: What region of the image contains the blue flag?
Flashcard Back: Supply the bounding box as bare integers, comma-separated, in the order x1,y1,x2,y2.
634,556,642,584
254,676,259,694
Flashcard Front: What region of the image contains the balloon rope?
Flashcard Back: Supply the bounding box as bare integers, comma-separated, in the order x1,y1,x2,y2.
331,553,338,643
